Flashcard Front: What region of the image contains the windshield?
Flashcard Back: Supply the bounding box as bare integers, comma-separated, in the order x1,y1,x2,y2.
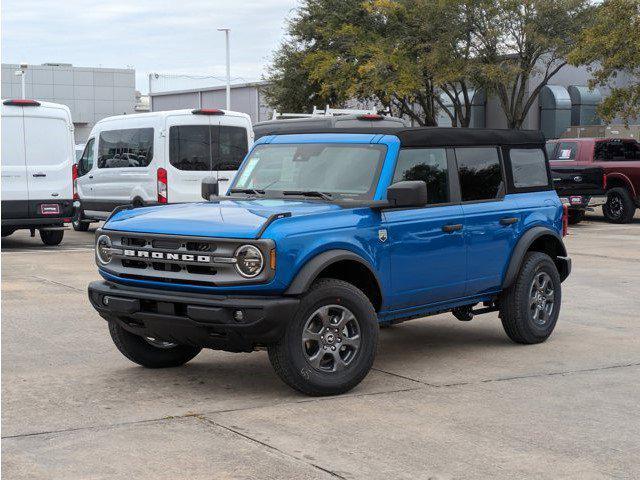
231,143,387,199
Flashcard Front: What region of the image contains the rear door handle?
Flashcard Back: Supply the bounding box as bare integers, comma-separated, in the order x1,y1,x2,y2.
442,224,463,233
32,172,46,177
500,217,519,225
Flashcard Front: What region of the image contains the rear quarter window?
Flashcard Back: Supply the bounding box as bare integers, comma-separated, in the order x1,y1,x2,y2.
509,148,550,189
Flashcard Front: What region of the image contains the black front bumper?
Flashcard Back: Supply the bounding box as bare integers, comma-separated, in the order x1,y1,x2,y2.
88,281,300,352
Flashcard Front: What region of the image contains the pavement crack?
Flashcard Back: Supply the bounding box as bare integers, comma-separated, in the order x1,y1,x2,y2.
201,417,348,479
30,275,84,292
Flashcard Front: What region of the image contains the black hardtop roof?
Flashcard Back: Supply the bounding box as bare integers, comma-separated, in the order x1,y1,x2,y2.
262,126,545,148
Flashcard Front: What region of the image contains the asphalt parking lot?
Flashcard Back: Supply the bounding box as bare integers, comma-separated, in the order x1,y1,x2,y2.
2,210,639,480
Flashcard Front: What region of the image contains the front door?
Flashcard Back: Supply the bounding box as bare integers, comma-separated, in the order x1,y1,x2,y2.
384,147,466,309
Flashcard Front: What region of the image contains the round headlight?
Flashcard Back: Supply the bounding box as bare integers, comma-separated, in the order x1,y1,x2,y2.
96,235,113,265
234,244,264,278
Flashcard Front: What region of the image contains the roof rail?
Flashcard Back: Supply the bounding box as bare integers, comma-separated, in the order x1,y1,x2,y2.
271,105,379,120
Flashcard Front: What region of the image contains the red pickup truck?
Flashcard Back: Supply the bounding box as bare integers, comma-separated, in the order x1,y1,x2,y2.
547,138,640,223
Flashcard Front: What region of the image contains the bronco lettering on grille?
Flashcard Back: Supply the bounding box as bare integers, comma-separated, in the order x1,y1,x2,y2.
123,249,211,263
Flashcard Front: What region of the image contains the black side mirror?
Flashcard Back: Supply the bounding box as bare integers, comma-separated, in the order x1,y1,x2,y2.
201,177,219,200
386,181,428,208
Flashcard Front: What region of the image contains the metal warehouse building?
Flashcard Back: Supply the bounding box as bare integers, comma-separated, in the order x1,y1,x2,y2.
1,63,137,142
150,81,272,124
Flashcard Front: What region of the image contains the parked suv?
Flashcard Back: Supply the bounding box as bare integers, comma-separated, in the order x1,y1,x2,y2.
547,138,640,223
88,128,571,396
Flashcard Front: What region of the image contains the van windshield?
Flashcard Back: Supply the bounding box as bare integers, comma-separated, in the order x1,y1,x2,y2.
231,143,387,200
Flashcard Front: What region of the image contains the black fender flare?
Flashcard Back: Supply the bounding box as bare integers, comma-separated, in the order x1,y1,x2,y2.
502,227,569,289
285,249,383,298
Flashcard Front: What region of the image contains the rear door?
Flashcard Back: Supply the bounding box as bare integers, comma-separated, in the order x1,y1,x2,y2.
1,108,28,218
24,107,73,201
454,147,521,296
214,115,251,195
166,113,214,203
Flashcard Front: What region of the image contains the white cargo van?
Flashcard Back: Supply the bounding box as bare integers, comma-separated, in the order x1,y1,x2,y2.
73,108,253,230
1,99,75,245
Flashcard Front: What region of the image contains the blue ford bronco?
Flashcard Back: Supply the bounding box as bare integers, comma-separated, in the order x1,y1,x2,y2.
88,127,571,396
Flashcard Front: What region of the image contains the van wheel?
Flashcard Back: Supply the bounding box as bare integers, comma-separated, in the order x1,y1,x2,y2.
268,279,378,396
72,211,90,231
603,187,636,224
39,230,64,246
499,252,561,344
108,321,202,368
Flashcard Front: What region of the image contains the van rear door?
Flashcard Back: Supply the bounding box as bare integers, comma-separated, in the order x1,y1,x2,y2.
23,107,73,202
1,107,29,218
166,112,216,203
214,115,251,195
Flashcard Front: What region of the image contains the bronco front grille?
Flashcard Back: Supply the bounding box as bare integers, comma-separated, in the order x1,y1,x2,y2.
99,230,275,287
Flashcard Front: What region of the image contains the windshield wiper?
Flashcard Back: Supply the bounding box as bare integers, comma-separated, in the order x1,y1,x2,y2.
282,190,333,201
229,188,265,195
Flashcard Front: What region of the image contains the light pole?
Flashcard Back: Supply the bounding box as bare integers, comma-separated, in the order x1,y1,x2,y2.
217,28,231,110
14,63,28,99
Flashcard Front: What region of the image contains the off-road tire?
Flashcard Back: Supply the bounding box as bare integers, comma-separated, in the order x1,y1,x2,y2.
268,279,378,396
108,321,201,368
567,209,585,225
39,230,64,246
603,187,636,224
72,210,90,231
499,252,561,344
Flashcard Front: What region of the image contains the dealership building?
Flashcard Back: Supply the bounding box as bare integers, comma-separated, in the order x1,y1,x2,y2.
1,63,137,142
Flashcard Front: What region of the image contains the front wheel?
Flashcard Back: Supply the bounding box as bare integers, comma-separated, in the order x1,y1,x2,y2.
39,229,64,246
499,252,561,344
268,279,378,396
72,210,90,231
603,187,636,224
108,321,202,368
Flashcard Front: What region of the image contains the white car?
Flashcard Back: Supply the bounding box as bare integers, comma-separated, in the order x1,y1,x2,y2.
73,108,253,230
1,99,75,245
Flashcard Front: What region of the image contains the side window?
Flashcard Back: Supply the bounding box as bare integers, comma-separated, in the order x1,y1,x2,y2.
169,125,211,171
215,126,248,171
392,148,449,204
624,141,640,160
455,147,503,202
98,128,154,169
551,141,578,160
78,138,95,176
509,148,549,189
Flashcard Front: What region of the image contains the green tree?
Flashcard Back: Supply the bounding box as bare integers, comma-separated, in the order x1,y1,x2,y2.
568,0,640,124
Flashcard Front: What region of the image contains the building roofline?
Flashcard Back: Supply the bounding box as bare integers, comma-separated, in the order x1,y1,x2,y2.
149,80,270,97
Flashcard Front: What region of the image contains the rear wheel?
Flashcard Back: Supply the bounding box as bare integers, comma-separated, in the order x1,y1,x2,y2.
268,279,378,396
499,252,561,344
108,321,201,368
603,187,636,224
39,229,64,246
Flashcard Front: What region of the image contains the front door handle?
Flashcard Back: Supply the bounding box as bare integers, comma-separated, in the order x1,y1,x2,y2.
32,172,46,177
442,224,463,233
500,217,519,225
88,175,94,179
218,177,230,182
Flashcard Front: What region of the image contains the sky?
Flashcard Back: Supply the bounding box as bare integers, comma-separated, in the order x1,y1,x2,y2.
1,0,299,93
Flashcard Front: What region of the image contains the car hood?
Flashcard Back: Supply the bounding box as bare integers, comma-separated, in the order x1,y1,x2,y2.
104,199,343,238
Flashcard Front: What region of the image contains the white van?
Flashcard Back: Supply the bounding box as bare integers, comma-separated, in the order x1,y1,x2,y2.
74,108,253,230
1,99,75,245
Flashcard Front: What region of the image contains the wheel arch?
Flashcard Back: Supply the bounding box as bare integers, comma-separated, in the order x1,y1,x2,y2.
502,227,570,289
285,250,384,312
606,173,637,198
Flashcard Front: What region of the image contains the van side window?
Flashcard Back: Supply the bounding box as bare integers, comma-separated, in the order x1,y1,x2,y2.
392,148,449,204
98,128,154,168
455,147,503,202
215,126,248,171
78,138,95,176
509,148,549,188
